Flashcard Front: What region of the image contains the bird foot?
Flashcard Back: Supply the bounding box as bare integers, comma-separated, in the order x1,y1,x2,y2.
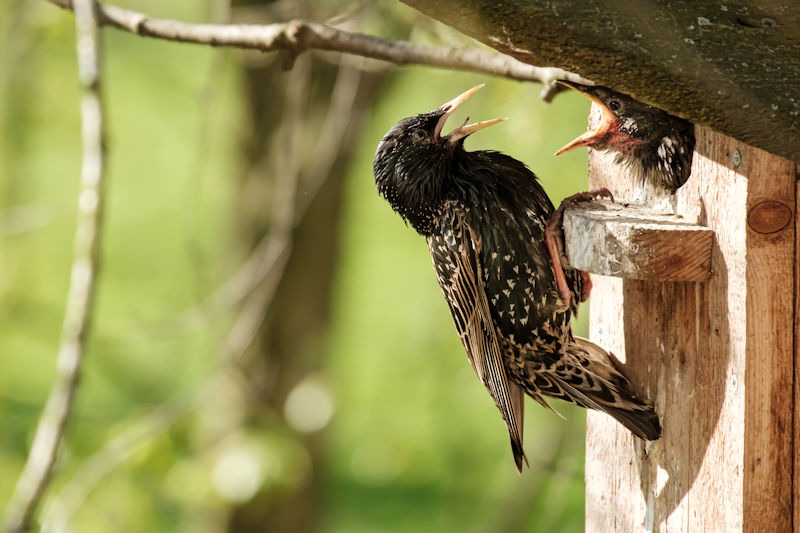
561,188,615,206
545,188,615,307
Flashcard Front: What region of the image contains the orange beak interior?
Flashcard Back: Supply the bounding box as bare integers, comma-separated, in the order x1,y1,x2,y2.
554,82,618,156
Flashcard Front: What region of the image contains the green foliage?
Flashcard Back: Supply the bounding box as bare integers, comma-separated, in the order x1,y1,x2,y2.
1,1,593,531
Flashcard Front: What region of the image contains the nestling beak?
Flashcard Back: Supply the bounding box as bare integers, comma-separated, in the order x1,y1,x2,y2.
434,84,508,143
554,80,618,156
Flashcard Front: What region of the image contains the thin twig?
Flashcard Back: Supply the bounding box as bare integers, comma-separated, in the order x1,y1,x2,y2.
3,1,106,531
45,0,589,96
41,391,200,528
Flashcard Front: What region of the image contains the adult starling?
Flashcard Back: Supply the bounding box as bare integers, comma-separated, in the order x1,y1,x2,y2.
556,81,695,198
373,85,661,471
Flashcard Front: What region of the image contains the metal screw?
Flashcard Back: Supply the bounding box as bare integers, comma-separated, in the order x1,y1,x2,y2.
733,149,741,167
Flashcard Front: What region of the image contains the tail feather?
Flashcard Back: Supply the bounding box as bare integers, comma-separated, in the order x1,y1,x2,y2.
508,381,530,473
599,402,661,441
551,336,661,440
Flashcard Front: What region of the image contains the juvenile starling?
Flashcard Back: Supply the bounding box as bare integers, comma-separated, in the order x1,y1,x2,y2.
373,85,660,471
555,81,695,198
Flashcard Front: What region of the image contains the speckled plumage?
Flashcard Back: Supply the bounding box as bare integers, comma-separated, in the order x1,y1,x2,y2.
374,86,661,471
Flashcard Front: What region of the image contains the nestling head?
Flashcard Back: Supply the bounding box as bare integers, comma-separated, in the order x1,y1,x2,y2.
555,81,695,191
554,82,657,155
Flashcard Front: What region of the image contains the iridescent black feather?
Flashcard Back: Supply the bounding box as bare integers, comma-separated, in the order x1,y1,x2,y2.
374,87,660,471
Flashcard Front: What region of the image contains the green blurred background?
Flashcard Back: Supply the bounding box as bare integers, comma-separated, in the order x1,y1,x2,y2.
1,0,593,531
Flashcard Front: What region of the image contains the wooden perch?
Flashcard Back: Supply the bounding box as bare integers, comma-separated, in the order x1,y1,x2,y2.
561,201,713,282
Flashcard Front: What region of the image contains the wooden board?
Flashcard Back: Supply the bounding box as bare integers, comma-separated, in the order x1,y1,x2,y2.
562,201,713,281
583,123,796,532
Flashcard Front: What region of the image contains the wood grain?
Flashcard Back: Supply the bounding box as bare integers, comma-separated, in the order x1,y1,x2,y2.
562,201,713,281
584,120,796,531
795,172,800,533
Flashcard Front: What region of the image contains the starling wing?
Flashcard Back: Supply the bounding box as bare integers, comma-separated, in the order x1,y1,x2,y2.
429,211,529,472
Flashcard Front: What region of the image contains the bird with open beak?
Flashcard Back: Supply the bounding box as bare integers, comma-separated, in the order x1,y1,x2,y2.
374,84,661,472
556,81,695,202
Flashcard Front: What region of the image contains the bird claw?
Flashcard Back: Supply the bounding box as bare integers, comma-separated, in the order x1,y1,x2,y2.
562,188,615,206
545,188,615,307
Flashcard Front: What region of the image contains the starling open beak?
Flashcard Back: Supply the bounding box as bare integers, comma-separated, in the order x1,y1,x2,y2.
434,84,508,143
554,81,618,156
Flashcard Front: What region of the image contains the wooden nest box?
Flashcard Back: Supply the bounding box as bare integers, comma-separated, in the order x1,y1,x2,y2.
567,128,796,531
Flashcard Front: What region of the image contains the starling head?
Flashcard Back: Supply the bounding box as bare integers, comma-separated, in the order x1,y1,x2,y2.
373,84,507,234
555,81,694,192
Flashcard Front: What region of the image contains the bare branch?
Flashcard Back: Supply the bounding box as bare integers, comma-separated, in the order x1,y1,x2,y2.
45,0,589,97
3,0,107,531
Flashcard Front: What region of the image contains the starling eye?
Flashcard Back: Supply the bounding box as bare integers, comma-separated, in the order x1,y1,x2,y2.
410,129,427,142
608,100,621,111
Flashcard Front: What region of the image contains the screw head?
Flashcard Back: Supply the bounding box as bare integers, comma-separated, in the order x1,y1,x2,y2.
733,149,742,167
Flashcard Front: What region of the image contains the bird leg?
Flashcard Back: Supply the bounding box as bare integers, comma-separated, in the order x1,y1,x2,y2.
545,188,614,308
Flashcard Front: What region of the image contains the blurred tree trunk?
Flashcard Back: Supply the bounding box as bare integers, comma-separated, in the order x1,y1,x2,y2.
223,2,390,531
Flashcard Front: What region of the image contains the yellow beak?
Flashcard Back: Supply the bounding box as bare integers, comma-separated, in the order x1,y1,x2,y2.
434,84,508,143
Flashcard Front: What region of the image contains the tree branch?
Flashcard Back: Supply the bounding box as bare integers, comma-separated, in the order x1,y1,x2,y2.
3,0,107,531
45,0,589,101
